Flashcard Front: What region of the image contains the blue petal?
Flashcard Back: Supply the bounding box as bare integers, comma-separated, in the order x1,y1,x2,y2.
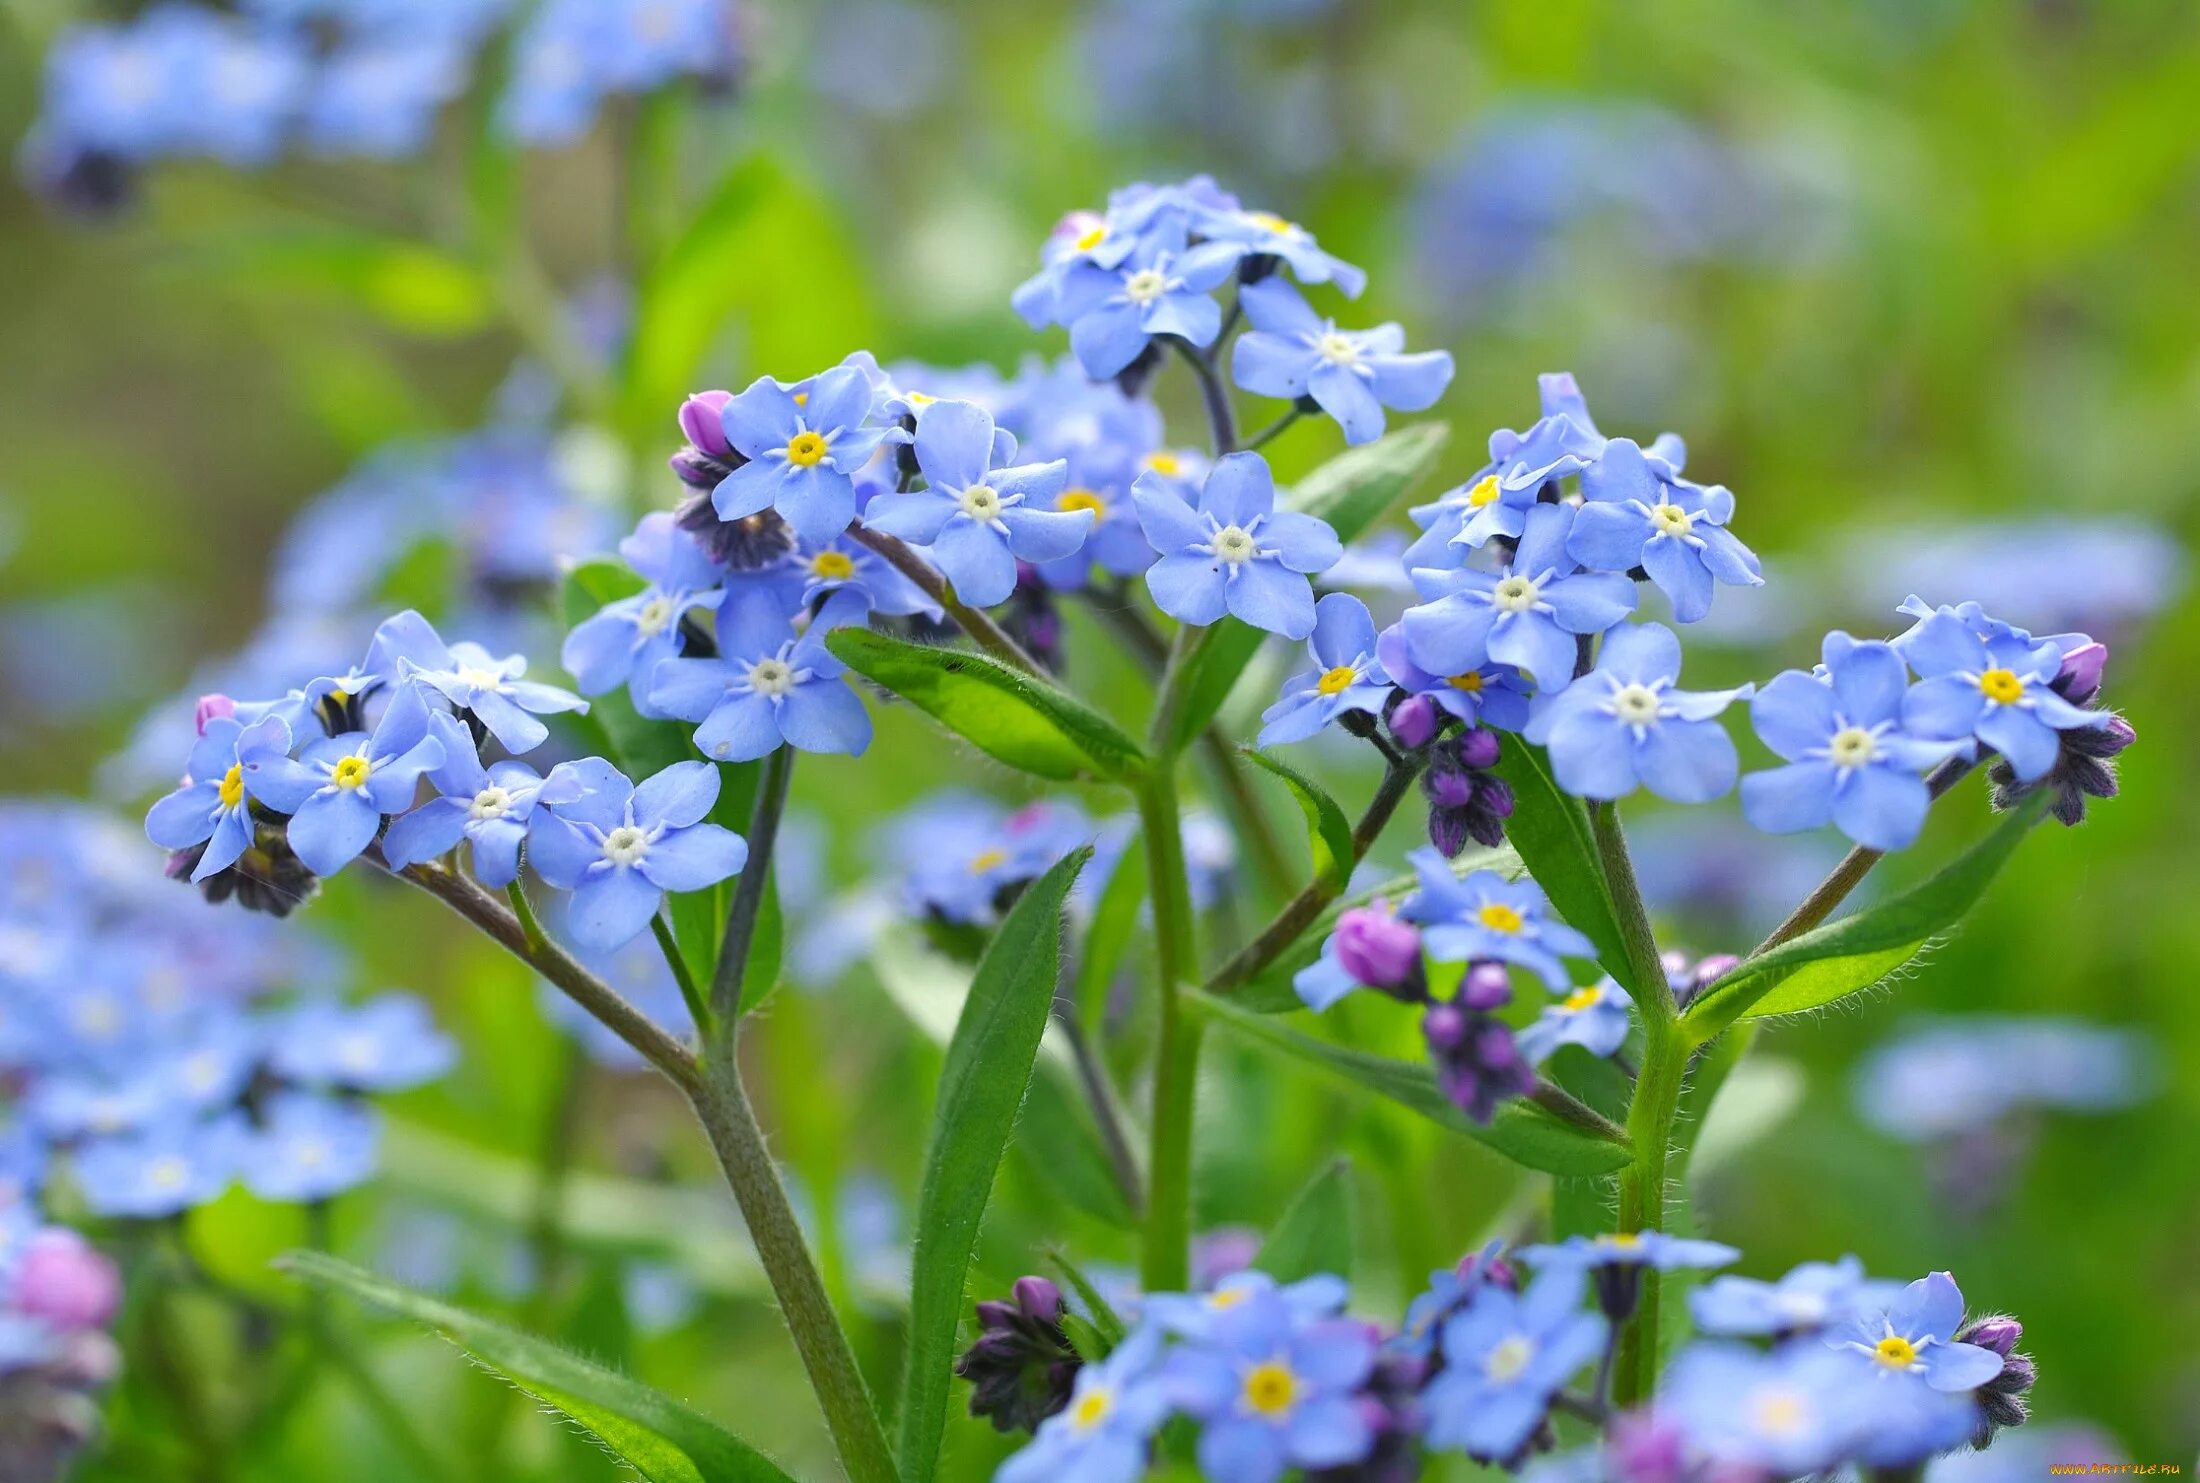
693,692,784,762
1829,639,1911,725
1546,708,1639,800
774,465,859,547
1594,622,1682,686
636,825,748,893
382,800,469,870
567,867,664,951
1263,511,1343,575
1226,560,1317,639
1565,500,1650,572
1741,762,1836,834
633,759,720,829
1131,476,1207,553
1308,362,1386,444
710,457,783,522
1976,704,2060,781
1069,300,1150,379
1643,537,1714,623
1201,452,1277,527
1635,719,1738,804
1900,676,1988,740
778,680,872,756
1542,573,1637,635
911,399,995,492
287,791,381,875
1146,554,1230,627
932,518,1019,607
1000,505,1095,564
1831,765,1931,851
1487,613,1578,696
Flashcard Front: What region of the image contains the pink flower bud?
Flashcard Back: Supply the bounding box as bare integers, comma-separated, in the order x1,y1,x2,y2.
194,694,236,735
1387,695,1438,749
676,390,735,457
1334,907,1420,989
12,1230,121,1332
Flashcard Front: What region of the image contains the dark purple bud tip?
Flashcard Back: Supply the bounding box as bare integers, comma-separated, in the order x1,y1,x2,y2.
1458,961,1512,1011
2103,714,2137,753
194,694,235,735
2053,641,2108,705
1956,1314,2023,1357
1011,1276,1064,1324
1476,776,1515,819
1335,907,1421,990
677,389,735,457
1426,769,1477,810
1456,727,1502,770
974,1300,1020,1332
1388,694,1438,750
670,446,728,491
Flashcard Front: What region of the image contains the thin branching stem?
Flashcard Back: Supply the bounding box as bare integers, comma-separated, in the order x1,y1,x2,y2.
1754,757,1977,954
850,525,1044,676
709,745,794,1036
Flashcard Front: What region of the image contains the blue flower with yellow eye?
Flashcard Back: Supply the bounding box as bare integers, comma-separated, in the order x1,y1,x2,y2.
1524,621,1750,803
996,1326,1170,1483
793,533,940,618
1257,594,1392,746
1403,372,1608,568
1133,452,1342,640
1230,278,1453,445
1375,624,1534,733
1401,852,1595,993
1828,1271,2003,1394
1520,1230,1739,1274
380,715,548,887
267,684,447,877
1195,205,1367,296
1421,1266,1607,1462
144,713,302,882
1045,228,1246,380
1568,437,1762,622
1515,977,1633,1065
1895,610,2106,783
712,366,889,546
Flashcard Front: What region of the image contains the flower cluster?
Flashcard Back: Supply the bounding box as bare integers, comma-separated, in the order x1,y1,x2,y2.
24,0,743,208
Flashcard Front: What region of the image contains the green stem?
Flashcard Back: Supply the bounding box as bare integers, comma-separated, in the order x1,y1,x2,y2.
851,526,1044,675
689,1065,897,1483
1136,767,1202,1293
1053,996,1146,1217
652,914,712,1035
1753,757,1976,956
1171,338,1239,455
710,745,794,1038
1242,407,1303,452
504,878,549,956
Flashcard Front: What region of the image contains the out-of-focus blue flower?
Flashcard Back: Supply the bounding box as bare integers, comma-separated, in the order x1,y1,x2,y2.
562,511,727,718
1403,373,1608,567
1158,1278,1378,1483
1133,452,1341,640
1515,978,1632,1065
381,717,547,886
272,683,446,876
1196,205,1365,296
72,1113,247,1218
1402,503,1636,695
1525,621,1748,803
373,610,587,755
1569,437,1761,622
1144,1270,1348,1339
1011,177,1240,327
1827,1271,2003,1395
501,0,740,145
1691,1256,1902,1339
883,795,1093,927
1375,625,1533,733
648,590,873,761
1046,228,1245,380
1401,852,1594,993
1390,1243,1514,1361
241,1091,381,1202
1230,278,1453,445
1520,1231,1739,1273
713,367,888,547
143,713,299,882
1851,1016,2156,1142
998,358,1164,588
1257,594,1391,746
1841,521,2185,643
1657,1341,1873,1476
1896,609,2106,783
996,1325,1170,1483
304,36,470,158
860,401,1089,607
269,993,457,1091
1742,633,1968,851
1421,1266,1607,1461
527,759,749,950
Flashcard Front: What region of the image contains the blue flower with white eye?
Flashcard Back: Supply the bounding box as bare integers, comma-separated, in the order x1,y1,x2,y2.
1195,206,1366,296
1400,852,1594,993
1404,372,1609,567
1691,1256,1904,1338
268,993,457,1091
144,714,302,882
1741,633,1970,852
1567,437,1763,622
1257,594,1392,746
648,590,874,762
1421,1266,1607,1462
266,684,446,877
381,715,548,885
1828,1271,2004,1394
711,366,888,547
996,1326,1170,1483
1515,978,1633,1065
562,512,728,715
1375,625,1534,733
1524,622,1750,803
1895,610,2106,783
1158,1279,1378,1483
241,1091,381,1203
859,401,1090,607
1520,1230,1739,1273
153,1017,264,1113
1230,278,1454,446
1401,503,1637,695
1658,1341,1873,1477
1892,595,2090,660
527,759,749,951
372,610,588,755
1048,229,1247,380
303,35,469,159
1133,452,1342,640
72,1114,247,1218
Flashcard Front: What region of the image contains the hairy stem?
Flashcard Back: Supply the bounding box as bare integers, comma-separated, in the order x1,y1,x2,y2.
1755,758,1977,954
710,745,793,1036
1136,766,1202,1293
850,525,1044,676
1052,995,1146,1217
1172,338,1239,455
651,914,711,1034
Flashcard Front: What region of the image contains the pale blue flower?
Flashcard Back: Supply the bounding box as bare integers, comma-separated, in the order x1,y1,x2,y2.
1230,278,1453,445
1524,622,1749,803
647,590,874,762
1421,1266,1606,1461
1257,593,1391,745
1691,1256,1903,1338
527,759,749,950
1133,452,1342,640
1896,609,2107,783
1401,852,1594,993
1568,437,1762,622
1515,978,1632,1065
713,366,888,546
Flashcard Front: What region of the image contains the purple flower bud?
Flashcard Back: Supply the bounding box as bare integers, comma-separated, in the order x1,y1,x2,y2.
1606,1411,1689,1483
1958,1314,2022,1357
1458,961,1511,1011
677,389,735,457
669,446,729,491
1387,694,1438,750
1011,1276,1063,1325
1334,908,1421,990
1426,768,1476,809
1476,776,1515,819
193,694,235,735
1456,727,1501,770
2053,641,2108,705
1421,1000,1467,1052
11,1231,121,1332
1053,209,1105,247
1425,806,1470,859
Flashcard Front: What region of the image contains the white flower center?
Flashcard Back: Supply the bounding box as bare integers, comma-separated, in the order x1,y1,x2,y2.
1316,331,1361,366
602,825,649,867
958,484,1003,521
1828,725,1878,768
1212,525,1257,564
1491,574,1541,614
470,786,513,821
747,657,795,697
1484,1334,1536,1383
292,1139,332,1169
635,596,676,636
147,1156,191,1192
1123,269,1167,304
1650,502,1694,536
459,666,504,692
1609,682,1663,726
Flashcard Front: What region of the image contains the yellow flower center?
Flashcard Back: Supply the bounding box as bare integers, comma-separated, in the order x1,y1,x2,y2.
1073,226,1107,253
1248,211,1296,235
1208,1286,1250,1310
1606,1231,1644,1252
1562,985,1603,1012
217,764,246,811
1477,903,1524,934
1447,671,1484,693
810,550,856,581
1070,1387,1113,1430
792,391,809,407
1483,1335,1535,1383
968,848,1009,874
1057,488,1106,515
1465,474,1502,509
1241,1361,1300,1417
331,756,372,790
1874,1335,1919,1369
1142,451,1184,477
1650,502,1694,536
1753,1389,1806,1434
785,431,828,468
1978,667,2024,704
1316,665,1359,696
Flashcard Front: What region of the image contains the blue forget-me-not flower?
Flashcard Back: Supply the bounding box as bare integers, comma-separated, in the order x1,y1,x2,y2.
526,758,749,950
647,589,873,762
1524,621,1749,803
1133,451,1341,640
1229,277,1454,446
1257,593,1391,746
1568,436,1763,622
713,365,888,547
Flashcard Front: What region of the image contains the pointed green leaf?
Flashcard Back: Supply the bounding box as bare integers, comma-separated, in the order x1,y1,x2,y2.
1487,741,1632,986
1252,1160,1355,1283
827,628,1143,783
900,848,1092,1483
1194,993,1630,1175
1681,795,2048,1042
1241,748,1357,891
278,1251,794,1483
1043,1250,1128,1349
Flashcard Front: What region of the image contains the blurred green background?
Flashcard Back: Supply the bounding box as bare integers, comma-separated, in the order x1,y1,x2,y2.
3,0,2197,1476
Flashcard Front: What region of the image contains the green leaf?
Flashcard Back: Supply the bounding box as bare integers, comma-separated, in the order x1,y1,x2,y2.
900,849,1092,1483
1487,741,1632,986
278,1251,794,1483
1194,993,1630,1175
1284,422,1452,545
1042,1250,1128,1349
1681,796,2048,1042
828,628,1144,783
1159,619,1267,758
1252,1160,1355,1283
1241,748,1356,891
